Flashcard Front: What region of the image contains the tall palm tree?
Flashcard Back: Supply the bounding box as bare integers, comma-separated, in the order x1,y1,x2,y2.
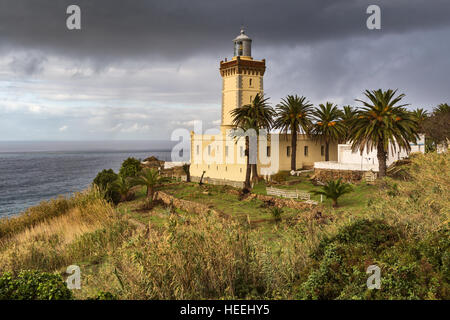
350,89,419,177
231,94,274,191
411,108,429,133
113,175,133,202
273,95,313,170
311,178,353,208
340,105,357,143
133,168,168,208
310,102,345,161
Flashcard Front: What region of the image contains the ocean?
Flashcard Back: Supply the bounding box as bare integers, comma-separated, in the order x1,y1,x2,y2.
0,141,182,218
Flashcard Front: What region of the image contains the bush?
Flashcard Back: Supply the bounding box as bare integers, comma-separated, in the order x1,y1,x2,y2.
270,207,283,222
297,219,450,300
119,157,142,178
0,270,72,300
93,169,121,204
88,291,117,300
271,171,290,183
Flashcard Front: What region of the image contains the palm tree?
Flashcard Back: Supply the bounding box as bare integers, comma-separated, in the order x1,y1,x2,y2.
411,108,429,133
340,105,357,143
273,95,313,170
310,102,345,161
112,175,133,202
311,178,353,208
350,89,419,177
133,168,168,208
231,93,275,190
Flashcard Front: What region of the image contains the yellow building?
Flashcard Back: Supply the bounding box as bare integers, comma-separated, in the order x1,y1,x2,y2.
190,29,337,187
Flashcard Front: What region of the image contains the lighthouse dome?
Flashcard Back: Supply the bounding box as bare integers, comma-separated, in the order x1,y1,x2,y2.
233,28,252,57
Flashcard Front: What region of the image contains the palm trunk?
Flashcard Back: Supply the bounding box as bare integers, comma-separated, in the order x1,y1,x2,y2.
291,127,297,171
332,199,338,208
244,136,251,192
146,185,154,208
325,141,330,161
377,140,387,177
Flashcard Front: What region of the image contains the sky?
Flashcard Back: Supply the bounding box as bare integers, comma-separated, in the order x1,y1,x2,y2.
0,0,449,141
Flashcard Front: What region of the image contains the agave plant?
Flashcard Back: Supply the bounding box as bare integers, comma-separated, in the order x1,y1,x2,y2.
311,178,353,208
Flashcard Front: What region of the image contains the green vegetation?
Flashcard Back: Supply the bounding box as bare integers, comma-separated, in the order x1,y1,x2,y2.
133,168,168,208
0,152,448,300
0,270,72,300
350,89,419,177
311,178,353,207
231,93,275,190
273,95,313,170
119,157,142,178
311,102,345,161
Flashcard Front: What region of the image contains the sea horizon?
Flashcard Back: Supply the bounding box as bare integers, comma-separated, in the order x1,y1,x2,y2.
0,140,187,218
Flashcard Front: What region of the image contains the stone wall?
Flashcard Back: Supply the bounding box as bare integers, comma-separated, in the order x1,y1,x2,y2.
244,193,315,210
311,168,364,183
190,176,245,189
154,191,221,216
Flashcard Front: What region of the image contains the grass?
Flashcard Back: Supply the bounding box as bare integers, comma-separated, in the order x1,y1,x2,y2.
0,152,448,299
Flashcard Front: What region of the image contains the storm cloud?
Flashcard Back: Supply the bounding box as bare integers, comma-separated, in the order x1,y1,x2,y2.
0,0,449,140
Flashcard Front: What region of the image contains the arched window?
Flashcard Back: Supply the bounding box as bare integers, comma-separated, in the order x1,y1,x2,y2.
249,79,253,87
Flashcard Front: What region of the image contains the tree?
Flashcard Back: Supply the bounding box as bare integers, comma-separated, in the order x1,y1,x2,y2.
411,108,429,133
310,102,345,161
340,105,357,143
92,169,121,204
182,163,191,182
423,103,450,149
273,95,313,170
119,157,142,178
350,89,419,177
231,94,275,190
311,178,353,208
133,168,168,208
112,175,133,202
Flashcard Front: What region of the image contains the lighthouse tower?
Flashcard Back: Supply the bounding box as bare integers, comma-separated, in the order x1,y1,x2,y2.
219,29,266,130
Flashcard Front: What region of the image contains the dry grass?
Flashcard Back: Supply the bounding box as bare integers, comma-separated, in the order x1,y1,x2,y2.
0,188,120,274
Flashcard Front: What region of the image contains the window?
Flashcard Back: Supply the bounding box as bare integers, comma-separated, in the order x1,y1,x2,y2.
240,168,242,173
249,79,253,87
225,146,229,157
240,146,244,158
196,145,199,155
179,149,183,158
287,146,291,157
321,145,325,156
304,146,309,157
208,145,211,156
267,146,271,157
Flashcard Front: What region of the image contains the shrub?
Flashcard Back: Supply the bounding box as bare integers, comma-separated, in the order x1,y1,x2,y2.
270,207,283,222
119,157,142,178
88,291,117,300
0,270,72,300
93,169,121,204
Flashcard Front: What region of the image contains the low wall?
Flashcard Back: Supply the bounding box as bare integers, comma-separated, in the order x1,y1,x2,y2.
311,168,365,183
154,191,220,216
245,193,315,210
190,176,245,189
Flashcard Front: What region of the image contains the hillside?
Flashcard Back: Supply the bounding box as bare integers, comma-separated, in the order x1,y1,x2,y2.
0,152,448,300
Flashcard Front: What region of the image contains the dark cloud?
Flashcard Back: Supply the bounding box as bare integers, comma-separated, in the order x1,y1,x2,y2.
1,0,450,62
0,0,449,140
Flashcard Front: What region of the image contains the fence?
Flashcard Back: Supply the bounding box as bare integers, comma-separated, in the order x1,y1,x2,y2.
266,187,311,200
